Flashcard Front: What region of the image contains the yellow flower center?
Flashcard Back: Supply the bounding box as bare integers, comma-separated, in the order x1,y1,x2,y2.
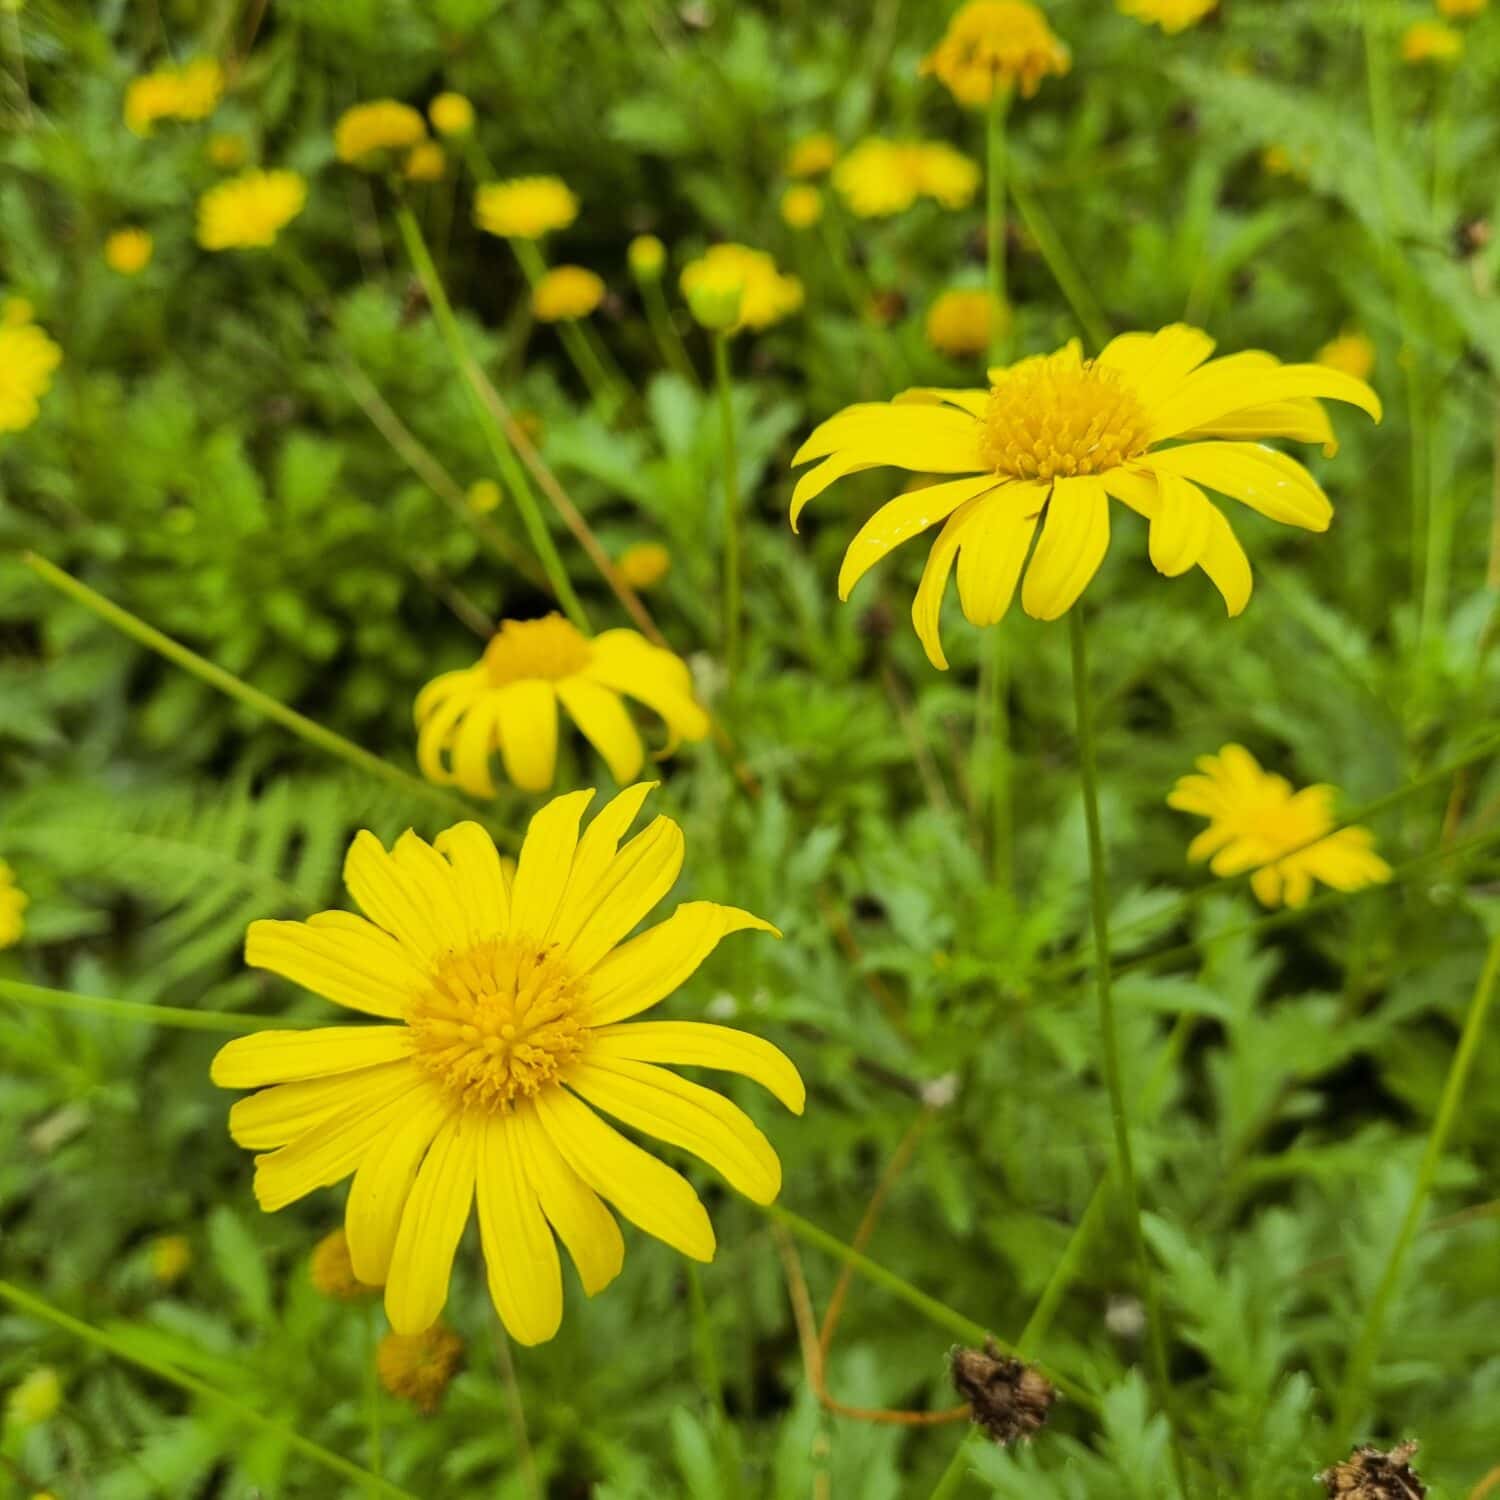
406,938,587,1111
1221,787,1332,859
481,614,592,686
979,351,1152,481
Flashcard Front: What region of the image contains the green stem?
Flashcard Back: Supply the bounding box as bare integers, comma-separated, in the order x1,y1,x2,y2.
687,1263,741,1499
1334,932,1500,1440
1008,179,1112,352
1068,610,1189,1496
713,333,742,688
392,204,591,633
0,978,318,1034
364,1305,384,1491
0,1280,419,1500
640,274,698,385
986,88,1011,366
819,207,902,387
928,1431,980,1500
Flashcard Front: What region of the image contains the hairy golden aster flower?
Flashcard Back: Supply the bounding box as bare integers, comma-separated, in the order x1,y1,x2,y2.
124,57,223,135
786,131,839,177
790,323,1380,666
1117,0,1218,33
0,311,61,436
831,138,981,218
377,1325,463,1412
211,787,801,1344
628,234,666,280
617,541,672,590
474,176,578,240
334,99,427,166
403,141,446,182
925,289,1008,358
680,244,803,334
1401,20,1462,62
428,91,475,136
922,0,1070,106
104,227,153,275
1168,745,1391,908
197,169,307,251
310,1227,379,1300
532,265,605,322
780,184,823,229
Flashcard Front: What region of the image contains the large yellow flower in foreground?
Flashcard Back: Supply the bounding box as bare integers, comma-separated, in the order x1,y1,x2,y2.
211,786,802,1343
0,305,62,434
415,615,709,795
197,169,307,250
0,860,27,948
1117,0,1217,33
1168,745,1390,908
334,100,427,166
790,324,1381,667
475,177,578,240
922,0,1070,106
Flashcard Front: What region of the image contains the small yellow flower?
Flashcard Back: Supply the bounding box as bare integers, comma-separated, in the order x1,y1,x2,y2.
197,169,307,251
335,99,427,167
1437,0,1486,16
377,1325,464,1413
617,542,671,590
780,184,823,230
532,265,606,322
104,227,153,275
124,57,223,135
790,323,1380,666
1401,20,1462,61
210,786,800,1345
925,289,1008,358
428,91,475,137
786,131,838,177
0,314,61,436
831,138,980,218
414,615,709,794
1117,0,1218,33
912,142,981,210
467,478,502,514
680,244,803,335
6,1368,61,1427
310,1227,379,1300
628,234,666,279
1316,331,1375,383
474,176,578,240
207,132,248,169
173,57,223,119
148,1234,192,1285
1168,745,1391,909
922,0,1070,107
403,141,447,183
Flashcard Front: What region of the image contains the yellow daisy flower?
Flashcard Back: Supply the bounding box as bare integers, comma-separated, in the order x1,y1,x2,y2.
925,289,1008,359
786,131,839,178
780,184,824,230
123,57,223,135
474,176,578,240
104,227,153,275
210,786,802,1345
429,91,476,137
1316,331,1375,382
414,614,709,795
404,141,447,182
914,143,982,209
1168,744,1391,908
532,265,606,322
789,323,1381,667
831,139,980,218
617,542,672,590
680,244,803,335
378,1325,463,1412
197,169,307,251
173,57,223,119
334,99,428,167
1117,0,1218,33
0,313,61,436
922,0,1071,107
1401,20,1462,62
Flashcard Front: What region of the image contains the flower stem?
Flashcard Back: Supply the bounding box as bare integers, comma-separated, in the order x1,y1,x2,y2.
688,1263,742,1499
986,88,1010,366
713,332,743,689
1334,931,1500,1441
1008,179,1112,352
641,274,698,385
927,1431,979,1500
1068,609,1190,1497
392,203,591,634
0,978,318,1033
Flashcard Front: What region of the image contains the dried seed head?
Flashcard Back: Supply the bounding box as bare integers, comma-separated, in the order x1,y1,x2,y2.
1317,1440,1426,1499
949,1340,1056,1446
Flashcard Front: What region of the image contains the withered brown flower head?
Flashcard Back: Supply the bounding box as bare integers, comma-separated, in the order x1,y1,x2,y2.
1318,1440,1426,1499
949,1339,1056,1446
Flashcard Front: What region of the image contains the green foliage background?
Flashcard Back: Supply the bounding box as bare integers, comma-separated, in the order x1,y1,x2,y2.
3,0,1500,1496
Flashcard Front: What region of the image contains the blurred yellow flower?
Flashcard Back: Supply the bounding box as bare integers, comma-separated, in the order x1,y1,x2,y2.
210,785,799,1345
428,91,475,136
1401,20,1462,61
922,0,1070,106
532,265,606,322
617,541,672,590
377,1325,463,1412
1117,0,1217,32
414,614,709,794
913,142,981,209
832,138,980,218
207,132,247,169
628,234,666,279
0,311,61,435
1316,331,1375,382
786,131,838,177
1168,744,1391,908
925,289,1008,358
474,176,578,240
467,478,502,513
148,1233,191,1284
124,57,223,135
197,169,307,251
404,141,446,182
335,99,427,166
790,323,1381,666
6,1368,61,1427
1437,0,1486,15
680,244,803,335
311,1227,379,1300
780,184,823,229
104,227,153,275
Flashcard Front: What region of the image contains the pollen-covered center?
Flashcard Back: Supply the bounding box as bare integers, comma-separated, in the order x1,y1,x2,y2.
482,613,592,687
406,938,587,1111
979,350,1152,481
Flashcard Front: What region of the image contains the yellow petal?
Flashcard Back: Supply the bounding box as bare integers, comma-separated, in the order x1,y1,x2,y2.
790,453,879,531
562,815,685,971
1197,504,1253,616
432,821,511,941
509,788,596,939
534,1086,715,1261
1146,443,1332,531
388,831,472,952
228,1061,416,1151
476,1114,563,1345
343,832,459,962
1097,323,1216,406
955,481,1047,627
590,1021,805,1114
415,689,475,786
1020,476,1110,621
414,667,482,725
1250,864,1283,908
568,1057,782,1204
892,387,990,417
1181,397,1337,456
557,678,645,785
792,399,984,468
911,502,977,671
585,632,709,748
1148,357,1381,442
211,1026,411,1089
494,680,559,793
1146,471,1214,577
384,1110,480,1336
553,781,657,942
450,692,500,798
245,914,426,1018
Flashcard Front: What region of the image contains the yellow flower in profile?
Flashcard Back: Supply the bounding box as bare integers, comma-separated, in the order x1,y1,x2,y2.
429,91,475,137
1168,745,1391,908
680,244,803,335
1117,0,1217,32
0,312,61,436
104,227,153,275
912,142,981,210
922,0,1070,106
617,541,671,590
310,1227,379,1300
207,132,247,169
124,57,223,135
786,131,838,177
780,184,823,229
6,1368,61,1427
335,99,427,166
628,234,666,280
925,289,1008,358
1437,0,1486,15
210,785,801,1345
532,265,606,322
467,478,502,514
474,176,578,240
1316,331,1375,383
378,1325,463,1412
1401,20,1462,61
832,138,980,218
197,169,307,251
404,141,446,182
148,1233,191,1284
790,323,1381,667
414,614,709,795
